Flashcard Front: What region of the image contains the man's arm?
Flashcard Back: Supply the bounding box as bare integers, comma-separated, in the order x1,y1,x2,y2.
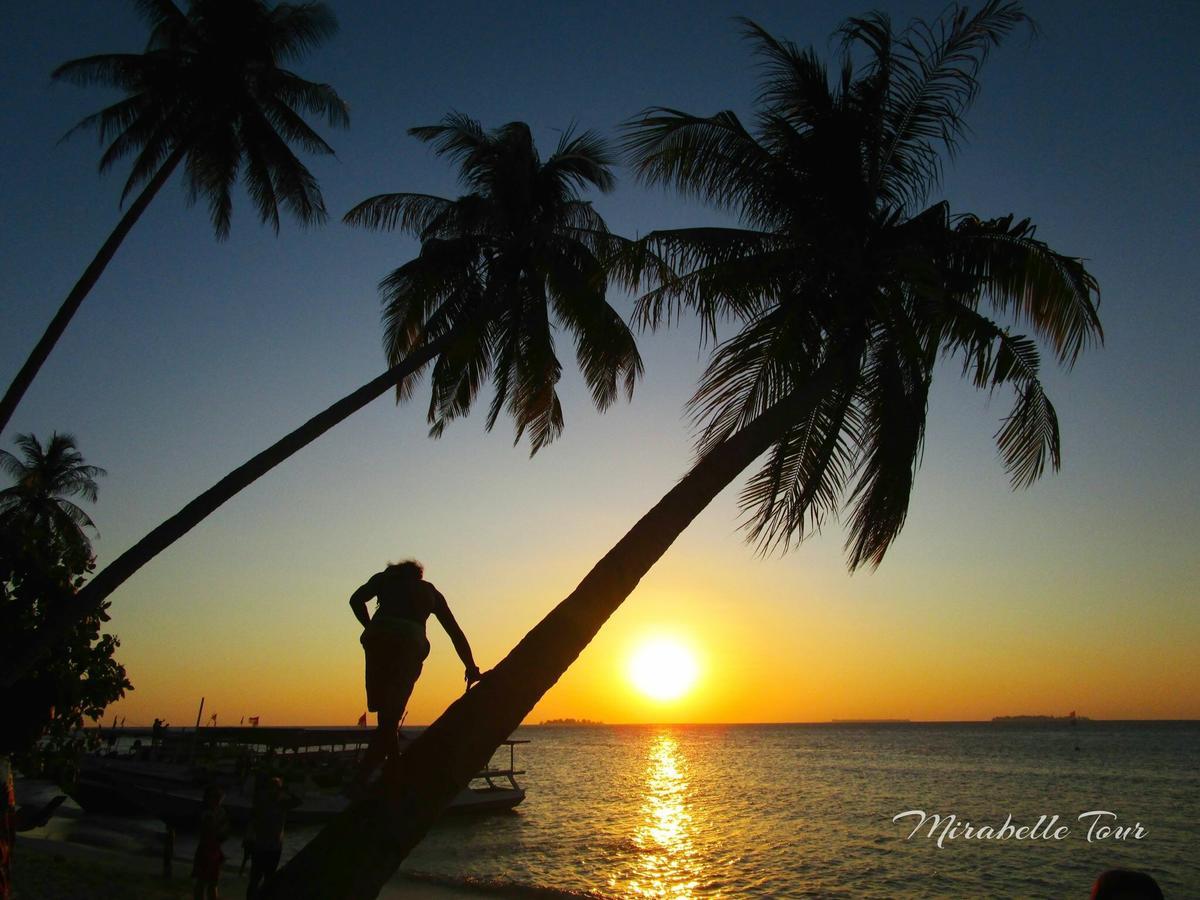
431,588,481,684
348,576,378,630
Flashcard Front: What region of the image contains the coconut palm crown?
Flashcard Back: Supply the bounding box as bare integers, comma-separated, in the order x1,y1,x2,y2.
620,1,1102,568
0,433,106,558
0,1,349,437
345,115,643,453
54,0,349,236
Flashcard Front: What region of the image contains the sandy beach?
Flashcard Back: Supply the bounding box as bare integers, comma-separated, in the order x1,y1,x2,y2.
12,835,498,899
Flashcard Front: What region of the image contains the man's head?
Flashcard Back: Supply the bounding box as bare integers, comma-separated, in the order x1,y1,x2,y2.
1091,869,1164,900
387,559,424,581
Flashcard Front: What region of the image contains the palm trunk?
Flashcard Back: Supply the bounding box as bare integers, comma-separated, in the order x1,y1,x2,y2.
262,359,845,900
0,145,188,436
0,329,457,689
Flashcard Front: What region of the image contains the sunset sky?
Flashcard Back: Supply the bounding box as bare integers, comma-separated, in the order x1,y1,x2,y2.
2,1,1197,727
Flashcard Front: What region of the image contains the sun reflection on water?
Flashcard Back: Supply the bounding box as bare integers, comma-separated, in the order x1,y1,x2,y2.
615,732,705,898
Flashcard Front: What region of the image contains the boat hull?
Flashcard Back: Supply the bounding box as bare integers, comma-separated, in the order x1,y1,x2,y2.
68,757,524,827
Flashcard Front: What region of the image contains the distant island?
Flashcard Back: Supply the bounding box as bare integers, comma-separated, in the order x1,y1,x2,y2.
992,715,1091,723
538,718,604,726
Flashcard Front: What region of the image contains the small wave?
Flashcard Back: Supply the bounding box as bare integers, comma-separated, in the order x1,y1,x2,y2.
400,870,609,899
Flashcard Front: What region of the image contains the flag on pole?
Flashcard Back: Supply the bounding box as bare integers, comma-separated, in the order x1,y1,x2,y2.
209,713,218,726
248,716,260,727
356,712,367,727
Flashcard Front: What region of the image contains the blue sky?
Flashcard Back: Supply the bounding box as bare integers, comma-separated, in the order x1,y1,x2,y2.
1,2,1197,724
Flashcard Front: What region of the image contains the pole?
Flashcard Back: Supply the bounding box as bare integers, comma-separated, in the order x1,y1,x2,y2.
191,697,205,763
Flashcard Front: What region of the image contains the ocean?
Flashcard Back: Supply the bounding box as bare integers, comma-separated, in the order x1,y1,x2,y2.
26,721,1200,898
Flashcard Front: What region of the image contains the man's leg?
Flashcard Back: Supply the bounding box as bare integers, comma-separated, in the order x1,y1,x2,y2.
354,705,400,786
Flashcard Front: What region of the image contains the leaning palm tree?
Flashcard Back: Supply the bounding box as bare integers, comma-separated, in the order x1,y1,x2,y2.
0,0,349,435
0,433,105,559
0,117,642,688
264,5,1103,897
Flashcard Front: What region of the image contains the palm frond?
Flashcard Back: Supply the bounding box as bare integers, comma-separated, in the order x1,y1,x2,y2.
183,124,240,238
995,378,1059,488
260,93,339,156
844,335,930,570
343,193,454,235
951,213,1101,363
409,113,489,169
623,108,782,225
0,449,27,481
508,284,565,454
542,127,617,195
265,2,340,63
689,309,803,458
51,53,156,91
131,0,187,34
542,238,643,410
631,228,786,337
425,316,496,438
741,381,861,554
739,19,838,124
842,1,1031,207
271,72,350,129
935,298,1062,487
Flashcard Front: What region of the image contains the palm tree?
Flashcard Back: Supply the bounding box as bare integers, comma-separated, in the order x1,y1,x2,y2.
344,115,643,452
0,0,349,435
264,5,1103,897
0,116,642,689
0,433,105,558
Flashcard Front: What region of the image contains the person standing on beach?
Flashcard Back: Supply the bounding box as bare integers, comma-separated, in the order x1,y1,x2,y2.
349,560,481,786
245,776,300,899
193,784,229,900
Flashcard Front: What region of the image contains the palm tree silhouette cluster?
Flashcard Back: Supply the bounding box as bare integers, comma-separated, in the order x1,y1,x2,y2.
0,2,1103,897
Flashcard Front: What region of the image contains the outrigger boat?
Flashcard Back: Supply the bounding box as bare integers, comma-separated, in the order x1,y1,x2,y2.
68,726,526,828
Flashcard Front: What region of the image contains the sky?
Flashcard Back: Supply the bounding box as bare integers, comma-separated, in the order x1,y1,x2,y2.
1,1,1197,727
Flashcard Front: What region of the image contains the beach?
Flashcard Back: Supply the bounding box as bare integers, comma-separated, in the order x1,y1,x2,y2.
13,835,498,899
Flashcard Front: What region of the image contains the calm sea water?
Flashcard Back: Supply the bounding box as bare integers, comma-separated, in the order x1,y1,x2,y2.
27,722,1200,898
394,722,1198,898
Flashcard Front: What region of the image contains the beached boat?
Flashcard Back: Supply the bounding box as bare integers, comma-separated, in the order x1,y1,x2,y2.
68,726,526,828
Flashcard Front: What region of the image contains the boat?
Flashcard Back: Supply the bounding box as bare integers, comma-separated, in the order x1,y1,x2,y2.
67,725,526,828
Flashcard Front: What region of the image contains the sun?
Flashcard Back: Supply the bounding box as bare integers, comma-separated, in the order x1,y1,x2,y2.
628,638,700,701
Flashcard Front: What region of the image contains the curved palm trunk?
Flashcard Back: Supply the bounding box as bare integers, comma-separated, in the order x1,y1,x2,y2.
0,330,456,689
0,145,188,435
262,361,843,900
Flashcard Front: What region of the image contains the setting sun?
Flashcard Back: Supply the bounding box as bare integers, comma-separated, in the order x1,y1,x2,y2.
628,638,700,701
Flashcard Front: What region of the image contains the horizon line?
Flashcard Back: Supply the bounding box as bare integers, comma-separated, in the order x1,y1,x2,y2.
93,717,1200,729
